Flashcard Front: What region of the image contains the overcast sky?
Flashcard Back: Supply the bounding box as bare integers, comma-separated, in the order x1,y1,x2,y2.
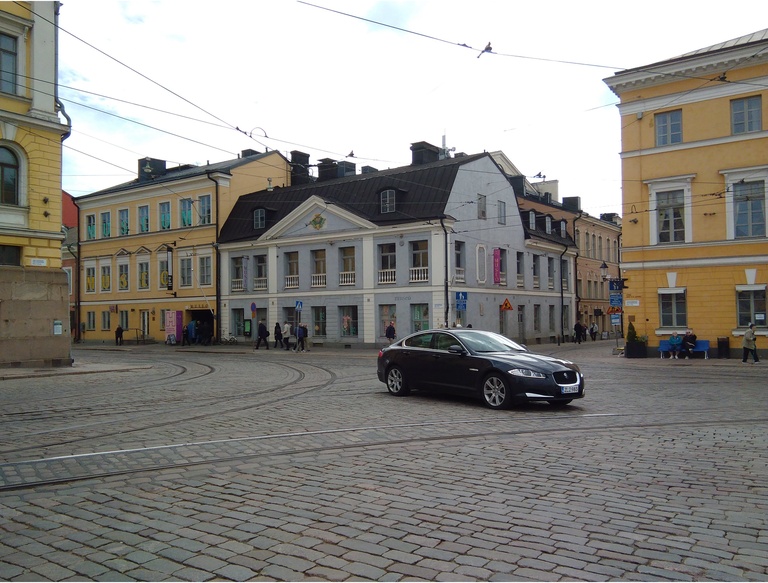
56,1,766,217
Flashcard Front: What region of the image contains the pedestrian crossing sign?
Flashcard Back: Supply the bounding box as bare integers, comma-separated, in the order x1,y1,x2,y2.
501,298,513,311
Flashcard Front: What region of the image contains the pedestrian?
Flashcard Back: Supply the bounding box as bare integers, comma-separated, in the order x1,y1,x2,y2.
255,319,269,350
282,320,292,350
181,324,190,346
115,325,124,346
742,323,760,364
302,322,310,352
574,321,583,344
195,320,202,344
385,321,396,345
590,323,598,341
273,322,283,349
296,322,306,352
682,328,697,359
187,320,196,345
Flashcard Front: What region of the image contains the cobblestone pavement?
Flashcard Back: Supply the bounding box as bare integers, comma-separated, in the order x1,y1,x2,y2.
0,340,766,581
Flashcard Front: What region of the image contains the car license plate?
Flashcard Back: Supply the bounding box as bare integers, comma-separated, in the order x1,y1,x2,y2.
561,385,579,394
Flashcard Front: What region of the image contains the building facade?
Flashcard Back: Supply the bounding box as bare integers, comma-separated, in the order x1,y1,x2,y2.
604,29,768,355
74,150,290,344
0,2,72,366
218,143,578,347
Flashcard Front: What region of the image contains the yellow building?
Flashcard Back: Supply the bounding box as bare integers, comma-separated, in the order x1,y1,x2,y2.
75,150,290,344
605,29,768,357
0,2,72,366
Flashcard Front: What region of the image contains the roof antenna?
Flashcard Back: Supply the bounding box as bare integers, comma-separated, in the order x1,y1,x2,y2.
440,134,456,160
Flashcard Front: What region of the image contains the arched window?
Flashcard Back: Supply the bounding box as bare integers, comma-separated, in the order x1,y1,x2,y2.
0,147,19,206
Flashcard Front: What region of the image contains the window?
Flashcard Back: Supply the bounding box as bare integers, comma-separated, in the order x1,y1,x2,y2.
737,289,766,328
381,189,396,213
118,209,129,236
733,180,765,238
657,189,685,243
411,303,429,332
86,311,96,331
86,214,96,240
0,147,19,205
498,200,506,225
410,241,429,283
659,291,687,328
100,212,111,238
101,310,111,331
0,244,21,265
494,248,506,285
516,252,524,288
198,256,212,286
545,216,552,234
159,259,168,289
732,96,762,134
340,305,358,337
533,304,541,332
529,211,536,230
118,263,129,291
138,261,149,290
312,249,326,287
454,241,465,283
312,306,327,337
138,205,149,233
591,234,596,258
532,255,540,289
655,110,682,146
253,208,265,230
231,256,244,292
180,199,193,227
85,266,96,293
0,33,17,94
560,220,567,238
379,243,396,284
549,305,556,332
340,247,355,285
285,251,299,288
119,310,129,330
254,255,267,290
159,202,171,230
477,194,487,219
159,309,167,331
598,236,603,260
199,195,211,225
100,264,111,292
547,257,555,290
180,257,192,287
561,259,569,291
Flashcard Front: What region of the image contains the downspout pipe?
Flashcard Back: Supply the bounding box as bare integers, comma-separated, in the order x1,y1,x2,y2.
440,216,449,328
73,199,81,343
206,172,221,341
572,210,584,336
559,243,567,346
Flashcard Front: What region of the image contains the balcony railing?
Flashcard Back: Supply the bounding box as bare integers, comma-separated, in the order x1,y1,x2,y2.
499,272,507,286
562,278,569,291
231,278,245,292
378,269,396,284
410,266,429,283
339,271,356,286
285,275,299,289
454,267,465,283
253,276,267,291
311,273,327,287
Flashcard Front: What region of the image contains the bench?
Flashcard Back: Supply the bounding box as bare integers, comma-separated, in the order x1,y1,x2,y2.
658,339,710,359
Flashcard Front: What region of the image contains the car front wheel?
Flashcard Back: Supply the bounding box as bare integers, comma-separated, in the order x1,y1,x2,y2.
482,373,512,409
386,366,410,396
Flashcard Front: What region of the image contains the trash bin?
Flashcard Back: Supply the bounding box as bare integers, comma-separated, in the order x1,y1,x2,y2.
717,336,729,359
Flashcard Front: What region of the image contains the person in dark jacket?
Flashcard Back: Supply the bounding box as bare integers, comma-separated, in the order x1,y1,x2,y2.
273,322,283,349
385,321,396,344
115,325,124,346
255,319,269,350
295,322,306,353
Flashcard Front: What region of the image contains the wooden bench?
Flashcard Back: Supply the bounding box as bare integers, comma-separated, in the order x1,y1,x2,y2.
658,339,710,359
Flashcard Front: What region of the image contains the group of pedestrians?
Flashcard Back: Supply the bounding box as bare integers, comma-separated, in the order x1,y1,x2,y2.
573,321,599,344
254,320,309,352
181,320,212,346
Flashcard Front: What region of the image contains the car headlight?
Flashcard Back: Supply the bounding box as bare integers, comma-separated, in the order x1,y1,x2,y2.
508,368,546,379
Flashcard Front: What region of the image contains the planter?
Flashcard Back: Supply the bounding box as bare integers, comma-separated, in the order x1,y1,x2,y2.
624,341,648,358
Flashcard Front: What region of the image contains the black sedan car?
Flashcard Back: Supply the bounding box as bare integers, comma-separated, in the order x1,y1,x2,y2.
377,328,584,409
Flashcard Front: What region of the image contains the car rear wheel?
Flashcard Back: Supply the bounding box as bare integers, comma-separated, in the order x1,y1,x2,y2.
548,399,572,407
482,373,512,409
386,366,410,396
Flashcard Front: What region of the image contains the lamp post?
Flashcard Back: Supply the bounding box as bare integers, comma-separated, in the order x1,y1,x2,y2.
600,261,626,342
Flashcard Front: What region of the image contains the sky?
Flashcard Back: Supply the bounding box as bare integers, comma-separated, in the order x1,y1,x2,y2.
56,1,767,217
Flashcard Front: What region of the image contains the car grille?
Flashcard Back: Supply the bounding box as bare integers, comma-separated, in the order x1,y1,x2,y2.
553,370,579,385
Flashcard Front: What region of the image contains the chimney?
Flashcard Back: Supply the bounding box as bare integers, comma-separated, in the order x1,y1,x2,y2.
290,150,311,185
562,196,582,212
241,149,260,158
410,141,440,165
138,157,166,182
337,160,356,177
361,165,378,174
317,158,337,182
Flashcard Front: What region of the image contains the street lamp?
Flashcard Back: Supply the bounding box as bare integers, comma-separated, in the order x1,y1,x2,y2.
600,261,626,341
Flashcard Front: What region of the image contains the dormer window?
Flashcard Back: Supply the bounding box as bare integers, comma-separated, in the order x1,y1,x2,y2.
253,208,265,229
529,210,536,229
545,216,552,234
560,220,567,238
381,189,396,213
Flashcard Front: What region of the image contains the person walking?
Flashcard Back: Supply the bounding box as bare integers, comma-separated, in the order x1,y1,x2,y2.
282,321,292,350
385,321,396,345
295,322,306,352
589,323,598,341
742,323,760,364
115,325,124,346
273,322,283,349
181,324,190,346
574,321,583,344
254,319,269,350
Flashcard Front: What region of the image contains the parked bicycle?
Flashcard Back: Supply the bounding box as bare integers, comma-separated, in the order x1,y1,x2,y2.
218,334,238,345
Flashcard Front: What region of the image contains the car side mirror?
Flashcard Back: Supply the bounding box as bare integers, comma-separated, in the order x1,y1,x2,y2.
448,345,467,355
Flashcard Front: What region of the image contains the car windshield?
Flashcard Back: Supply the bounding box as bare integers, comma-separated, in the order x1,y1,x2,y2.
452,330,527,353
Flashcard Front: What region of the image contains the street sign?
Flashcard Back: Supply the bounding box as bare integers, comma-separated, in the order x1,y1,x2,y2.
501,298,514,311
609,293,623,307
295,300,303,312
455,291,467,311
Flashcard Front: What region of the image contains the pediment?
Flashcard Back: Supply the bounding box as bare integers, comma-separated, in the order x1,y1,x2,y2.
262,195,376,240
